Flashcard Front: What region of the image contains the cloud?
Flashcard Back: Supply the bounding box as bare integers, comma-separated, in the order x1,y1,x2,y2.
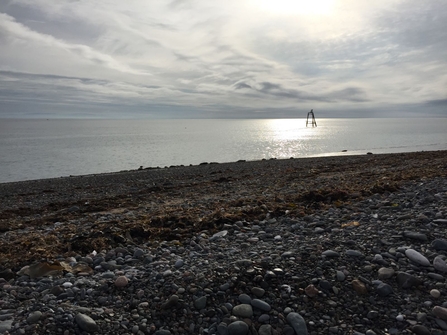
0,0,446,118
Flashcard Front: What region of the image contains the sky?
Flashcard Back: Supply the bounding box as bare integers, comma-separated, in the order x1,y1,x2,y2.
0,0,446,119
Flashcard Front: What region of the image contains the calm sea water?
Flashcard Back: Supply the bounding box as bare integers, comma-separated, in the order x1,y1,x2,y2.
1,118,446,183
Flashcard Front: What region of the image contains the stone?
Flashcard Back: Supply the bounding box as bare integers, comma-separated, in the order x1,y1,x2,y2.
403,231,428,241
376,283,393,297
251,299,271,312
218,322,229,335
194,296,207,310
433,306,447,320
286,312,308,335
432,239,447,251
396,272,422,288
0,320,13,333
346,250,364,258
174,259,184,268
162,295,179,309
75,313,99,333
322,250,339,257
378,267,395,279
227,321,249,335
115,275,128,287
251,287,265,298
26,311,42,324
431,289,441,298
352,279,368,295
232,304,253,318
305,284,319,297
434,256,447,273
405,249,430,266
336,270,346,281
238,294,251,304
258,324,273,335
319,280,332,291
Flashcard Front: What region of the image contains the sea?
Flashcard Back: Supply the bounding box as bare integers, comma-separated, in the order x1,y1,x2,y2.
0,118,446,183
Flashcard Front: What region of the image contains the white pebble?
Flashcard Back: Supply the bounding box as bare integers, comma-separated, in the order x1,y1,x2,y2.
62,282,73,288
396,314,404,321
430,289,441,298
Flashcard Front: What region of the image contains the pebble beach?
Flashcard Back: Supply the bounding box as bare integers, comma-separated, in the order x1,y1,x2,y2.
1,150,447,335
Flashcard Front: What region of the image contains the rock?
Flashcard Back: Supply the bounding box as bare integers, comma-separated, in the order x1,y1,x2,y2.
433,306,447,320
286,312,308,335
305,284,319,297
336,270,346,281
238,294,251,304
115,275,128,287
75,313,99,333
174,259,184,268
396,272,422,288
258,324,273,335
26,311,42,324
432,239,447,251
322,250,339,257
194,296,207,310
431,289,441,298
376,283,393,297
405,249,430,266
162,295,179,309
0,320,13,333
403,231,428,241
251,299,271,312
251,287,265,298
133,248,144,258
378,267,395,279
232,304,253,318
346,250,364,258
433,256,447,273
227,321,249,335
352,279,368,295
411,325,431,335
218,322,229,335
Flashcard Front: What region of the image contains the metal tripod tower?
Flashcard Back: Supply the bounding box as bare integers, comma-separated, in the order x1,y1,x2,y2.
306,109,317,127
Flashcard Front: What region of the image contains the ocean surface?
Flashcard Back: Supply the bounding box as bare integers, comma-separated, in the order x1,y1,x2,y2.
1,118,446,183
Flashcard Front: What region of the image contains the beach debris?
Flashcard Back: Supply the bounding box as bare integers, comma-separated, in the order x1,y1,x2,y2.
17,262,64,278
341,221,360,228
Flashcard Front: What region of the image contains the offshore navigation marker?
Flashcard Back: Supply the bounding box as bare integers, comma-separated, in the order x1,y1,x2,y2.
306,109,317,127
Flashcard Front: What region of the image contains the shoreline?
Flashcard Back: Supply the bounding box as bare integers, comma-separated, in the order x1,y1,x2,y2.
1,150,447,334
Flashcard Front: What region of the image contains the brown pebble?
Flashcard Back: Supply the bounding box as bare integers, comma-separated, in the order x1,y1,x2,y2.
352,279,367,295
305,284,319,297
115,275,129,287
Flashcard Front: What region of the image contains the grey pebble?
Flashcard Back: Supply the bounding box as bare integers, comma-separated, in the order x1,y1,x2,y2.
75,313,99,333
286,312,308,335
227,321,249,335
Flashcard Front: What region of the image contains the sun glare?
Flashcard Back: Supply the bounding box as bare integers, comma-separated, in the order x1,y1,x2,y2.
257,0,335,16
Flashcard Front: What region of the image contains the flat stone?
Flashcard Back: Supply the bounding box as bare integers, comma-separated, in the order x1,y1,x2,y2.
434,256,447,273
0,320,13,333
376,283,393,297
396,272,422,288
336,270,346,281
227,321,249,335
26,311,42,324
251,299,271,312
75,313,99,333
322,250,339,257
162,295,179,309
286,312,308,335
258,324,272,335
434,219,447,224
433,306,447,320
403,231,428,241
114,275,128,287
432,239,447,251
232,304,253,318
194,296,207,310
238,294,251,304
251,287,265,298
346,250,364,258
405,249,430,266
352,279,368,295
305,284,319,297
378,267,395,279
430,289,441,298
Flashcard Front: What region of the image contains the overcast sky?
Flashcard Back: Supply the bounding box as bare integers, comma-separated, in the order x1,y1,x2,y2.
0,0,446,118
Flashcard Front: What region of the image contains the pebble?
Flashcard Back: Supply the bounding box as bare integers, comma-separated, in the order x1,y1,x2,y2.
286,312,308,335
115,275,129,287
2,175,447,334
232,304,253,318
433,256,447,273
75,313,99,333
227,321,249,335
405,249,430,266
